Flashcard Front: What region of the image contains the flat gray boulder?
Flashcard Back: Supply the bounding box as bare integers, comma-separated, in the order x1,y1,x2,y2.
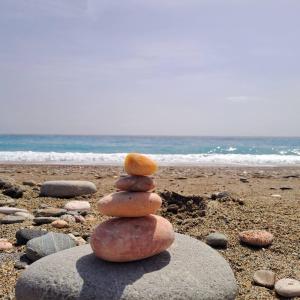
40,181,97,198
16,233,237,300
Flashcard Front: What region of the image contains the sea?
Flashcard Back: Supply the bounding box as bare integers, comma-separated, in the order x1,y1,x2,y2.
0,135,300,166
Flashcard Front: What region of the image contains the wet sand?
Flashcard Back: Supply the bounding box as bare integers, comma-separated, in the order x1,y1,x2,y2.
0,164,300,299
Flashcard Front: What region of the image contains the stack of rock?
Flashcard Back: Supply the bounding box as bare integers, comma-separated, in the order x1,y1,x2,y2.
91,153,175,262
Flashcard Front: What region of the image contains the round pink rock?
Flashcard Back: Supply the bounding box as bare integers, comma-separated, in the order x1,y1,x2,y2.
64,201,91,212
0,239,13,251
239,230,273,247
98,192,162,217
91,214,175,262
115,176,155,192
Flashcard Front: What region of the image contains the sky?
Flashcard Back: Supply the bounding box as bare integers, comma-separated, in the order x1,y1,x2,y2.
0,0,299,136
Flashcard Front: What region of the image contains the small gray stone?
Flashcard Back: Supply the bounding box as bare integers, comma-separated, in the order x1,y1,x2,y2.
14,212,35,220
0,207,28,215
16,228,48,245
16,233,237,300
0,215,26,224
40,181,97,198
26,232,76,262
253,270,276,288
206,232,228,248
275,278,300,297
35,208,67,217
33,217,58,225
3,186,24,198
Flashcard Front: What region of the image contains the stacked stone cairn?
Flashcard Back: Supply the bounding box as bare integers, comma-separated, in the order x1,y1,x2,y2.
90,153,175,262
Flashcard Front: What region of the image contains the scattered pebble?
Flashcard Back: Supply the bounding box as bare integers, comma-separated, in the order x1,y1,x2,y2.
253,270,276,288
35,208,67,217
64,200,91,212
3,186,24,198
16,228,48,245
275,278,300,297
22,180,37,187
206,232,228,248
51,220,69,228
0,239,13,251
239,230,273,247
33,217,58,225
0,215,26,224
271,194,281,198
60,214,76,223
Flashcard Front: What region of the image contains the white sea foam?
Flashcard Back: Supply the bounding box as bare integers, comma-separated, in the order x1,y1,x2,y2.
0,151,300,166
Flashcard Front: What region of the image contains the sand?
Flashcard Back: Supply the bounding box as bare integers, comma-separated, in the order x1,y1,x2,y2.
0,164,300,299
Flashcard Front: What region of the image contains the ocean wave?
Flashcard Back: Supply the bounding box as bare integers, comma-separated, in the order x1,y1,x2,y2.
0,151,300,166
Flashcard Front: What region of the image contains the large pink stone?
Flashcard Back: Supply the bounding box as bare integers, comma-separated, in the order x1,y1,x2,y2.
91,214,175,262
97,192,162,217
115,176,155,192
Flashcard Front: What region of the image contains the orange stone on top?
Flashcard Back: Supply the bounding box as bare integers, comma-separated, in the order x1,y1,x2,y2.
124,153,157,176
91,214,175,262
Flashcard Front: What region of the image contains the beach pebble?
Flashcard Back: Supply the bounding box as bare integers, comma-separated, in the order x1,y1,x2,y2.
253,270,276,288
23,180,37,187
3,186,24,198
91,214,174,262
275,278,300,297
0,179,13,189
33,217,58,225
98,192,162,217
74,215,85,223
26,232,76,262
15,233,238,300
0,215,26,224
206,232,228,248
51,220,69,228
0,207,28,215
35,208,67,217
14,211,35,220
60,214,76,223
0,239,13,251
40,180,97,198
271,194,281,198
68,234,87,246
16,228,48,245
239,230,273,247
115,175,155,192
64,200,90,212
211,191,230,200
124,153,158,176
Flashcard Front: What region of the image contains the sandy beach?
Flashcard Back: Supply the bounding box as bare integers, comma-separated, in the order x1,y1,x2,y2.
0,164,300,299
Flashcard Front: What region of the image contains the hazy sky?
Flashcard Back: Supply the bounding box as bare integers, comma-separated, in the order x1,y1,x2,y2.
0,0,299,136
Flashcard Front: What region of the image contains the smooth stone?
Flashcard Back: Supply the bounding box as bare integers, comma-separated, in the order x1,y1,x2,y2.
271,194,282,198
0,215,26,224
124,153,158,176
0,179,13,189
14,211,35,220
51,220,69,228
14,261,29,270
26,232,76,262
3,186,24,198
0,195,17,207
0,207,28,215
15,233,237,300
98,192,162,217
16,228,48,245
115,175,155,192
275,278,300,297
206,232,228,248
253,270,276,288
23,180,37,187
68,234,87,246
60,214,76,223
239,230,274,247
91,215,174,262
64,201,91,212
0,239,13,250
33,217,58,225
74,215,86,223
40,181,97,198
35,208,67,217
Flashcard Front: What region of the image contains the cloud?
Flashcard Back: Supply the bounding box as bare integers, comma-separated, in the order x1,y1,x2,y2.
226,96,265,103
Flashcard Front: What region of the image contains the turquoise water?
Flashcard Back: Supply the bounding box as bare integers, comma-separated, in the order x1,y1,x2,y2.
0,135,299,165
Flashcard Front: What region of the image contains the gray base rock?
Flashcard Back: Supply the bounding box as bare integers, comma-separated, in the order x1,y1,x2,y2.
16,233,237,300
40,181,97,198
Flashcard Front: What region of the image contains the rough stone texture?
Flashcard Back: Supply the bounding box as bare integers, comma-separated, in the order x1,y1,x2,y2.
16,229,48,245
0,215,26,224
239,230,273,247
206,232,228,248
16,233,237,300
33,217,58,225
26,232,76,262
40,181,97,198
